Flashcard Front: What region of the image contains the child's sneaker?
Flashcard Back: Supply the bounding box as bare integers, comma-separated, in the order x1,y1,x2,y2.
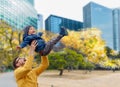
59,26,68,36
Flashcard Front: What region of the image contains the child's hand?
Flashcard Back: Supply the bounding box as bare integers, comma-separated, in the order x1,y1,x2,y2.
16,46,21,50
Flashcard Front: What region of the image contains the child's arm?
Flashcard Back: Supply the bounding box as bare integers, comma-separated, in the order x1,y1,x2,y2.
20,40,29,48
19,36,31,48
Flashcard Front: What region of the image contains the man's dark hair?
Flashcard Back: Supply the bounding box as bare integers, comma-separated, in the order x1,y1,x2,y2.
13,57,19,69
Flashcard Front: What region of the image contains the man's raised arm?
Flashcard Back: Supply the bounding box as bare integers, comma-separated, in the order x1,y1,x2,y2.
33,56,49,76
14,40,38,79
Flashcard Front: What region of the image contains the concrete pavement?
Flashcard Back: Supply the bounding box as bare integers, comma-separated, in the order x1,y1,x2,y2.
1,71,120,87
0,72,17,87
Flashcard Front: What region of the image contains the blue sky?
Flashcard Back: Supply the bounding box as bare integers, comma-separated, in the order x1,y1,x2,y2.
34,0,120,22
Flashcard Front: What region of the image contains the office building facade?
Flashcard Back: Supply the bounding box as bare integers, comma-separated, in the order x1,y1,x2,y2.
45,15,83,33
113,8,120,51
26,0,34,6
83,2,113,49
0,0,37,30
37,14,43,31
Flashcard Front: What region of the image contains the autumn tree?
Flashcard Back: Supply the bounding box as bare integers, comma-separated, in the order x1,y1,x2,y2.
61,28,120,69
0,20,28,70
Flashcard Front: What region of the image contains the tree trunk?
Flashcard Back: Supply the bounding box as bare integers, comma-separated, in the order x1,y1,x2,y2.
59,69,63,76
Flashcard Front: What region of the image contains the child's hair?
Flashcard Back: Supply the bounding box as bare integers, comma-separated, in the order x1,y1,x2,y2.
23,25,32,35
23,25,32,40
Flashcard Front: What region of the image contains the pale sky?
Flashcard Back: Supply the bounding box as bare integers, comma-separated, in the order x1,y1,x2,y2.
35,0,120,22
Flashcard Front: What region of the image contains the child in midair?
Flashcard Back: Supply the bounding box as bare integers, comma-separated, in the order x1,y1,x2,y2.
17,25,68,56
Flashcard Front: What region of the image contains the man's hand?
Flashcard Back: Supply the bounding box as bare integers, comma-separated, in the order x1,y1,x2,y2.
29,40,38,56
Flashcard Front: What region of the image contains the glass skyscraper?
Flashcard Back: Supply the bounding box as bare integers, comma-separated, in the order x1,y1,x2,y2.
113,8,120,51
26,0,34,6
0,0,37,30
37,14,43,30
45,15,83,33
83,2,113,49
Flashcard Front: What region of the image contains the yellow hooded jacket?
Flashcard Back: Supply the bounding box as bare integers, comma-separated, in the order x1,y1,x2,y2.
14,56,49,87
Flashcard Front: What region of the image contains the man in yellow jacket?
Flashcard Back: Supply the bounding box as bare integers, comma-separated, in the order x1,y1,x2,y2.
13,40,49,87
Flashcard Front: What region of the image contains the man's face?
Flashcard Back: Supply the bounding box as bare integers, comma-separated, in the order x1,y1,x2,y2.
28,26,36,35
15,58,26,68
